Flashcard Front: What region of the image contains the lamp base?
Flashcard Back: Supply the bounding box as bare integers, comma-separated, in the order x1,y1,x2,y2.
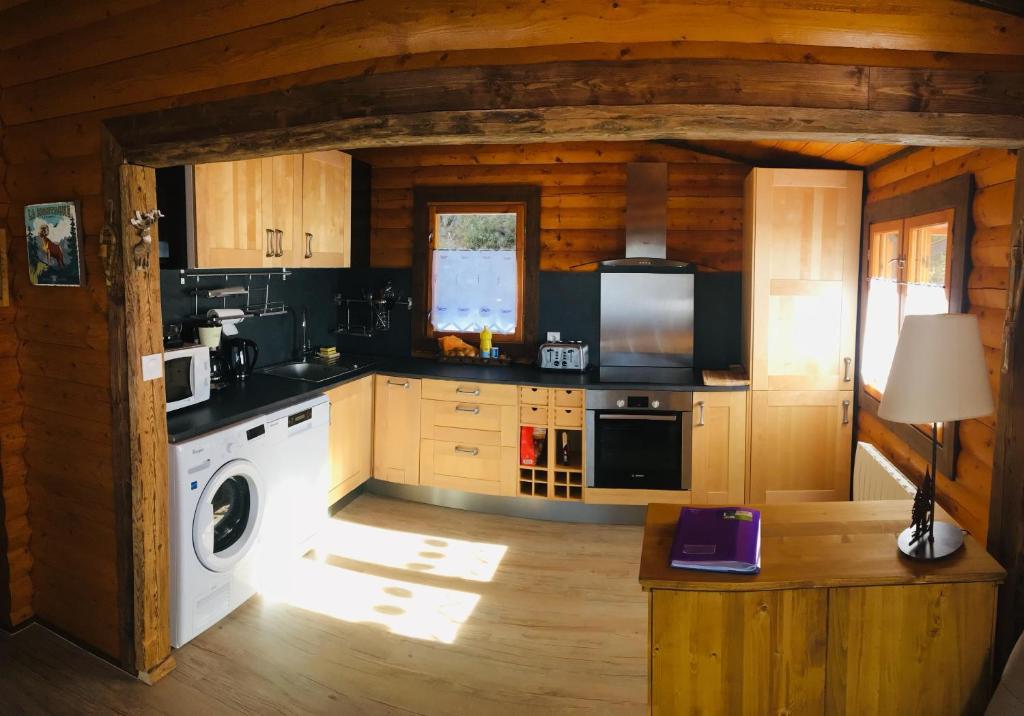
897,521,964,560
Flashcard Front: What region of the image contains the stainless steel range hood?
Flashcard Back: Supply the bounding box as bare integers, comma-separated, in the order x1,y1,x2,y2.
598,162,694,383
601,162,689,269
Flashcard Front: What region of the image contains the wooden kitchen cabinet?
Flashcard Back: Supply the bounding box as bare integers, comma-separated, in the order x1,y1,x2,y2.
744,169,861,391
748,390,854,503
326,375,374,506
193,151,350,269
372,374,421,484
690,391,747,504
298,151,351,268
419,378,518,496
193,158,268,267
261,154,302,268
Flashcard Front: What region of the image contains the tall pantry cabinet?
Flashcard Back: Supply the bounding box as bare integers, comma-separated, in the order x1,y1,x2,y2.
743,169,862,503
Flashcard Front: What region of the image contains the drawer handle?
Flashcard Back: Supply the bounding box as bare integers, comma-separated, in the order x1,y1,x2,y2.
456,387,480,396
696,400,705,427
455,445,479,456
455,405,480,414
387,379,410,389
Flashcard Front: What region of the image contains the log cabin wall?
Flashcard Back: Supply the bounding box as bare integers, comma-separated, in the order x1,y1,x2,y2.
857,148,1020,540
0,134,32,628
0,0,1022,665
353,142,747,272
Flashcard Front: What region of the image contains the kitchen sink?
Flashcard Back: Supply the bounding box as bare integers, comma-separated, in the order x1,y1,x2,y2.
260,360,370,383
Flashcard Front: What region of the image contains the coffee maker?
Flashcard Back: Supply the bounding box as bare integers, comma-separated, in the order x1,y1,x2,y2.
209,346,231,387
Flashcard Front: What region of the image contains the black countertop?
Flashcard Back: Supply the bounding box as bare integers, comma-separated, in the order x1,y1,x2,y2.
167,356,748,443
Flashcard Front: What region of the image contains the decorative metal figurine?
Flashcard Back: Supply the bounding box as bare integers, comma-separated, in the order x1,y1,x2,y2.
129,208,163,270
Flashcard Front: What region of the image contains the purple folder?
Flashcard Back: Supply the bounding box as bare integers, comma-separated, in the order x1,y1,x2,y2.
669,507,761,574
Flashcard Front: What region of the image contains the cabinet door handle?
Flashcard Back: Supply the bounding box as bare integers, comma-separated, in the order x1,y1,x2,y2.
265,229,274,258
843,356,852,382
455,387,480,396
455,405,480,414
305,232,313,259
696,400,705,427
386,379,410,389
455,445,479,456
842,399,851,425
275,229,284,257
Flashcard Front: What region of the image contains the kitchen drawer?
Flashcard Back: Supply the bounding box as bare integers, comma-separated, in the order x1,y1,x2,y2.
553,407,583,428
519,405,549,425
553,389,584,408
422,399,506,432
519,386,551,406
422,378,517,406
419,438,517,496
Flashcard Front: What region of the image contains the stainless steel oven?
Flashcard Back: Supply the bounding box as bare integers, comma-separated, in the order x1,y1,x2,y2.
585,390,692,491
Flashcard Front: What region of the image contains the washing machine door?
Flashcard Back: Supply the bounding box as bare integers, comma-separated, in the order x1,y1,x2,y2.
193,459,264,573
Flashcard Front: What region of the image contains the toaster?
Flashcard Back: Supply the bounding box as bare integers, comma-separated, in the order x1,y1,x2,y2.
539,341,589,371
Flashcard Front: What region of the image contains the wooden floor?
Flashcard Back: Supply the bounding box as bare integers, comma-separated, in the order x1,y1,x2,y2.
0,494,647,715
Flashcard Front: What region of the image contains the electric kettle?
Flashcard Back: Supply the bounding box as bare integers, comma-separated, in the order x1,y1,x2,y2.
224,337,259,380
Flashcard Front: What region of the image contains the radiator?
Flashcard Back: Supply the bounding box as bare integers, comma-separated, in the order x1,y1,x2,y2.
852,442,917,501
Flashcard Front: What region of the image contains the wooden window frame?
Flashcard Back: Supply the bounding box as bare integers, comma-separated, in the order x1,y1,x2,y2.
425,201,527,344
858,173,974,479
411,186,540,359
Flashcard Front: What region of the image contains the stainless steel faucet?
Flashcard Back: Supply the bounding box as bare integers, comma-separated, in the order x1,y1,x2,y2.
299,306,312,361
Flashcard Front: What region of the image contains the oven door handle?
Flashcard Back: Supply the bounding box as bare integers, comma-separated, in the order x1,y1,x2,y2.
597,414,679,422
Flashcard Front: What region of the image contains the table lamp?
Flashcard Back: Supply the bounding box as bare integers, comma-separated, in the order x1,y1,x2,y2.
878,313,994,560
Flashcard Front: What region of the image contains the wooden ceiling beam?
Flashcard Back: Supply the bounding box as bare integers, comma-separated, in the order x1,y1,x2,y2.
116,104,1024,168
105,58,1024,165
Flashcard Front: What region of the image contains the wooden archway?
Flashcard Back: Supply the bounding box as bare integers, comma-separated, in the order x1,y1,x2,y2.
100,57,1024,681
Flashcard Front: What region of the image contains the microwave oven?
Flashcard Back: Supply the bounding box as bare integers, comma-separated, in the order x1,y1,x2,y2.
165,344,211,413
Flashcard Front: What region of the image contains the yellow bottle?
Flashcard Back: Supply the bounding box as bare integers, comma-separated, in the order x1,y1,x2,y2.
479,326,492,355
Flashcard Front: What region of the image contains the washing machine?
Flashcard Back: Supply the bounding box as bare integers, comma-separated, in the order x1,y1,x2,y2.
169,395,331,648
169,413,270,648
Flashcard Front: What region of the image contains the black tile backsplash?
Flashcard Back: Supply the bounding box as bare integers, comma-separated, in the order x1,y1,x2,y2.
160,268,339,368
160,267,741,372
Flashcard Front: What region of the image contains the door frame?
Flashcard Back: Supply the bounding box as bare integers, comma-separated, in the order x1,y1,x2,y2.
99,65,1024,683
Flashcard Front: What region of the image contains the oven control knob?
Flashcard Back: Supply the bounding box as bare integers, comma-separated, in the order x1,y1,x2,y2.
616,399,626,408
652,400,661,409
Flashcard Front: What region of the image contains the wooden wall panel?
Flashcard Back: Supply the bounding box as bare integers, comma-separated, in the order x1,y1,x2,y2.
352,142,747,271
858,148,1019,539
0,158,32,629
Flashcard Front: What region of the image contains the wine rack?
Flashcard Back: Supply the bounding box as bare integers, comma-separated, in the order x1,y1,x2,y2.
518,387,585,501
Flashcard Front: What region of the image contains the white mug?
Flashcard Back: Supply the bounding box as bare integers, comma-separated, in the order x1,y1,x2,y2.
198,326,222,348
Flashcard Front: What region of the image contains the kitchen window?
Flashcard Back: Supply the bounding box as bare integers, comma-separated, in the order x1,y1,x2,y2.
428,203,525,340
412,186,540,358
858,174,973,477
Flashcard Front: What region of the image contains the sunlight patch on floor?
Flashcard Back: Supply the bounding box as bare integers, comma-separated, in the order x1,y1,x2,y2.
310,517,508,582
255,517,507,644
260,557,480,644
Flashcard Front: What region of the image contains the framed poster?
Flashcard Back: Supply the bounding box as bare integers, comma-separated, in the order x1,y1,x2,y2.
24,201,84,287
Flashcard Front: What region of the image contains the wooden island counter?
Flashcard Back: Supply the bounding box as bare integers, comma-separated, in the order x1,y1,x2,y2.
639,501,1006,716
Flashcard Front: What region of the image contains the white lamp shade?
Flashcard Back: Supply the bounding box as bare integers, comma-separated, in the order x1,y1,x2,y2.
878,313,994,424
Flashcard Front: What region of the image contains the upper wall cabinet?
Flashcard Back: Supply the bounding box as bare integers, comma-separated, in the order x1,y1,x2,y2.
192,151,352,269
193,158,267,267
300,151,352,268
743,169,862,391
